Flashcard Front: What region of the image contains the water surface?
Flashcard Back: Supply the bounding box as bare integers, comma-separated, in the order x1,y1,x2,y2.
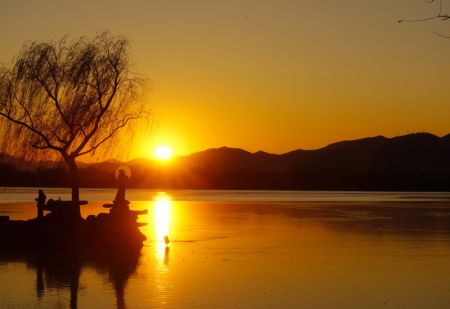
1,189,450,308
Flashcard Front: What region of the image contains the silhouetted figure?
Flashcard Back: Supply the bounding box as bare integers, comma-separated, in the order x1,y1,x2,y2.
35,190,46,219
114,170,128,203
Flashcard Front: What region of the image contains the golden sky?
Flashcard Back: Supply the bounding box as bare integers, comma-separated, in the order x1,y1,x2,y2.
1,0,450,159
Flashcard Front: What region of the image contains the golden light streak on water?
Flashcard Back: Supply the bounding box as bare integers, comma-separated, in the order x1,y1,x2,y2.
153,193,171,263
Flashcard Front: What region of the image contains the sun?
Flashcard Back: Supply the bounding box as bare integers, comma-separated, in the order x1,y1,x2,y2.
154,145,172,160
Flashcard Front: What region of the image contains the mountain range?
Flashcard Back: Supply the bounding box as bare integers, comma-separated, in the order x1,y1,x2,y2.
1,133,449,191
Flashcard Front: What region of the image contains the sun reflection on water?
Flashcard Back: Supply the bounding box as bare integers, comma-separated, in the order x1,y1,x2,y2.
153,193,171,263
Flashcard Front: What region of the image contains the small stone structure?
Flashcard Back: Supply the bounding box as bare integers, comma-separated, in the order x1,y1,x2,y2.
0,169,147,249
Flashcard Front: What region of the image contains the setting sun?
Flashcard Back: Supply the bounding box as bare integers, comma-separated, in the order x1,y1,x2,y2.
154,145,172,160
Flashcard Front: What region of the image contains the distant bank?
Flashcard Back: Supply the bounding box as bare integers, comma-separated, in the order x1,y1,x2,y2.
1,133,450,191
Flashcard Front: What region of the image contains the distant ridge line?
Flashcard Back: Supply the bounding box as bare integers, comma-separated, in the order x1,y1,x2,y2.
1,132,450,191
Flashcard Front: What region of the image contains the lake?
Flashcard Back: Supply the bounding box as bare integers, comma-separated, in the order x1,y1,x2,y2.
1,188,450,308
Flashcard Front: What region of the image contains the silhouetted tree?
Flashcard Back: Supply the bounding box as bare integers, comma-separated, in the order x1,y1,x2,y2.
0,32,148,218
399,0,450,36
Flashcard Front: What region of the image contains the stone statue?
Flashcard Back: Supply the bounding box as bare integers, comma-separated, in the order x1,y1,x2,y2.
114,169,128,203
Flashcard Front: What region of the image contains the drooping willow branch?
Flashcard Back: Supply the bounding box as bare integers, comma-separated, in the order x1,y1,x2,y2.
0,32,150,164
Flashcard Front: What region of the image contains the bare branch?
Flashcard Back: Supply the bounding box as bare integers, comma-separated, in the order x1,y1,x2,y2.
78,115,140,156
0,111,61,152
399,0,450,24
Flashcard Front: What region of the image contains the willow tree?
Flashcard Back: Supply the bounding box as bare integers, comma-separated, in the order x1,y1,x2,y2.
0,33,147,218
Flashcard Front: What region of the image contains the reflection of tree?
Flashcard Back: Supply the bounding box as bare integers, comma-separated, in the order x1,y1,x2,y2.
1,245,141,309
26,248,82,309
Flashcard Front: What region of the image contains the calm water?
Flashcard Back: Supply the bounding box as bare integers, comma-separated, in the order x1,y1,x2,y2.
1,188,450,308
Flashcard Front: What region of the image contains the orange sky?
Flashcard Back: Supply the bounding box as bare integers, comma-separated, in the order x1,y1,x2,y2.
1,0,450,159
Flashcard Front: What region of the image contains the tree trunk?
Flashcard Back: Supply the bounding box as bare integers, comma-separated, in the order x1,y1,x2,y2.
66,157,81,219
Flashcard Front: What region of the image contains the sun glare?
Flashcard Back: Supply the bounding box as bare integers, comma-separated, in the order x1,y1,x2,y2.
154,145,172,160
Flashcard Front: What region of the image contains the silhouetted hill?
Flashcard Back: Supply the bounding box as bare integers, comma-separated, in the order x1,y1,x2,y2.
1,133,449,190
